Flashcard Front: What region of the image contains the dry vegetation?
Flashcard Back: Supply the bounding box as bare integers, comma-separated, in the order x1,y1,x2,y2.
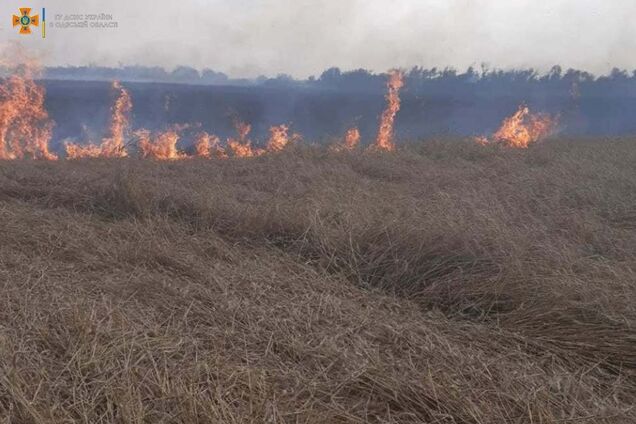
0,138,635,423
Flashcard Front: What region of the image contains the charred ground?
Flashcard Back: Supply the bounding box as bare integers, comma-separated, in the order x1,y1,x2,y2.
0,139,635,423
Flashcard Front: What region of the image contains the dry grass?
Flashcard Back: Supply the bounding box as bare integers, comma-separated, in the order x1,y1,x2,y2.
0,138,635,423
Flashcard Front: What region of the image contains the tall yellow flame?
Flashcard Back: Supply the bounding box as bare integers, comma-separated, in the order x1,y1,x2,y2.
0,63,57,160
373,70,404,151
65,81,132,158
195,131,227,158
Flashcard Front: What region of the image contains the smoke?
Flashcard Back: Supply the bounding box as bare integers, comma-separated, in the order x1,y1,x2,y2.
2,0,636,78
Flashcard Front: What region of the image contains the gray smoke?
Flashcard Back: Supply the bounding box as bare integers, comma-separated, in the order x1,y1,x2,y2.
1,0,635,78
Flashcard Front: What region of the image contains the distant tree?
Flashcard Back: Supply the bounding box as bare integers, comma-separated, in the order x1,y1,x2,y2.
341,69,378,91
461,66,479,82
546,65,562,81
201,69,229,84
123,65,168,82
171,66,200,83
318,67,342,87
609,68,629,81
263,73,296,87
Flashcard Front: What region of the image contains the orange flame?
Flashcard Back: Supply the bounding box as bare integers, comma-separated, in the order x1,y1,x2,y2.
0,64,57,160
195,131,227,158
483,105,557,148
343,127,360,150
227,120,264,157
65,81,132,159
227,140,257,157
266,124,289,152
332,127,360,152
266,124,301,152
373,70,404,151
103,81,133,155
136,127,187,160
474,135,490,146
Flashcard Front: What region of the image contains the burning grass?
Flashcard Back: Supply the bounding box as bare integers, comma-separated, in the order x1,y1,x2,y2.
477,105,559,148
373,69,404,151
0,138,635,422
64,81,132,159
0,64,57,160
3,63,562,160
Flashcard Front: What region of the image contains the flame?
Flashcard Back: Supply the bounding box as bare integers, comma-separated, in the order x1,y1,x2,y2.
103,81,133,156
235,120,251,142
332,127,361,152
343,127,360,150
483,105,557,148
266,124,289,152
266,124,301,152
227,139,257,157
373,70,404,151
227,120,264,157
473,136,489,146
136,127,187,160
195,131,227,158
65,81,132,159
0,64,57,160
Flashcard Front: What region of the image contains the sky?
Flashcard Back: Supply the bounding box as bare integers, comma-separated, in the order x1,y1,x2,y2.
1,0,635,78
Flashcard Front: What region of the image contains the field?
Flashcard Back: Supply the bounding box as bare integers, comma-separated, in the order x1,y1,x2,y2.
0,139,635,423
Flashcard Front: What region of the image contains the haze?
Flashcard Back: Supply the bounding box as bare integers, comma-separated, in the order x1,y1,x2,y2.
1,0,635,78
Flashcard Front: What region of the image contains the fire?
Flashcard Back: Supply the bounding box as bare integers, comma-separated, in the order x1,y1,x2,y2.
266,124,301,152
266,124,289,152
65,81,132,158
0,64,57,160
136,127,187,160
332,127,360,151
474,136,489,146
195,131,227,158
343,127,360,150
481,105,557,148
227,139,257,157
227,121,300,157
235,120,251,142
373,70,404,151
103,81,133,156
227,120,263,157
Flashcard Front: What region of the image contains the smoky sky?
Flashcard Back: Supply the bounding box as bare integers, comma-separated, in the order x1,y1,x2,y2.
1,0,635,78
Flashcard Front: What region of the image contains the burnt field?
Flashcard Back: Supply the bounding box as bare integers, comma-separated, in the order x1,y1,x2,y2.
40,74,636,150
0,139,635,423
